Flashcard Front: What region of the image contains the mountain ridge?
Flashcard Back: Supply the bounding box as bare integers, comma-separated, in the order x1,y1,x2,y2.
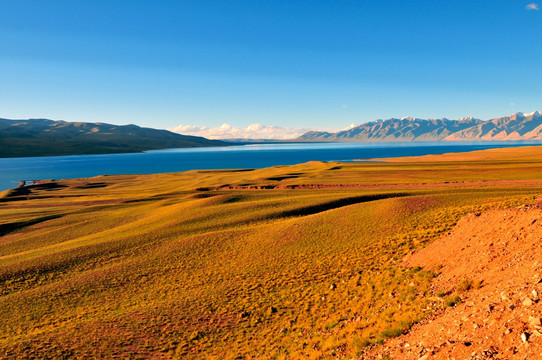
298,111,542,142
0,118,229,158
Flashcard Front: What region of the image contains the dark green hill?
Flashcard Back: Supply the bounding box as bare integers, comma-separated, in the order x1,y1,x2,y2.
0,118,229,157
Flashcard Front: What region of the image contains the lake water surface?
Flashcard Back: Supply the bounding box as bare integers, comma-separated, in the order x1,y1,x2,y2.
1,141,541,191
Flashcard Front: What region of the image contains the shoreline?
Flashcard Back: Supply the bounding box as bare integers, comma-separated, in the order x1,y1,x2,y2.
3,142,542,192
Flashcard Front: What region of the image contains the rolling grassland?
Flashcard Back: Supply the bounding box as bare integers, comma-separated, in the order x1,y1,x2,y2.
2,147,542,359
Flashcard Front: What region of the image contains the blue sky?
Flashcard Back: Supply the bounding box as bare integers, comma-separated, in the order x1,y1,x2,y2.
0,1,541,138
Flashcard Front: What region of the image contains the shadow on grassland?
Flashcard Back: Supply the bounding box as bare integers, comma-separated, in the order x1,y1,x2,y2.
0,215,64,237
277,193,410,218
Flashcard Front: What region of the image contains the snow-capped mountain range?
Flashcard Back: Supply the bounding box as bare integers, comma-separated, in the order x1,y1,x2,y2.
298,111,542,142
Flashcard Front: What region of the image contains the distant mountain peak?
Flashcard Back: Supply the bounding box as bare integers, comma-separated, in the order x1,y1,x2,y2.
297,111,542,143
524,111,541,117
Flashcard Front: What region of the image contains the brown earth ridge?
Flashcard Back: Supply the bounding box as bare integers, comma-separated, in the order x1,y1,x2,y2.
365,199,542,359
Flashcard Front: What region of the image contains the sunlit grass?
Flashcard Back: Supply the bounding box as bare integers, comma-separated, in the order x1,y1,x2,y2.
1,146,542,358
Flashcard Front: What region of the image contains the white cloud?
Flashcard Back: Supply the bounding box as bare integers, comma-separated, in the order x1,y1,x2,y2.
343,123,357,130
526,3,539,10
169,123,317,140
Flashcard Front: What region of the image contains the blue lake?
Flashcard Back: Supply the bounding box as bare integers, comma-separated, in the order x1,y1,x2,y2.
1,141,542,191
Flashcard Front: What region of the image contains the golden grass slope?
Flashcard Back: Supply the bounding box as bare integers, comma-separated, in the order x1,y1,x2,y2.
1,146,542,358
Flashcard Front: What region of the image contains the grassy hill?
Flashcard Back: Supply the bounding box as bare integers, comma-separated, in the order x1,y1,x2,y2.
0,118,228,157
2,147,542,358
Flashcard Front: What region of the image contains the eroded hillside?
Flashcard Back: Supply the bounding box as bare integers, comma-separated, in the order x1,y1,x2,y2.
366,202,542,359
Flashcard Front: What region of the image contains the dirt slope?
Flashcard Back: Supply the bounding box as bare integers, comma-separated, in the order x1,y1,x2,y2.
365,200,542,359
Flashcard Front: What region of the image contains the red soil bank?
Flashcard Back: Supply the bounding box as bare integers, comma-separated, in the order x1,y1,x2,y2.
365,200,542,359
